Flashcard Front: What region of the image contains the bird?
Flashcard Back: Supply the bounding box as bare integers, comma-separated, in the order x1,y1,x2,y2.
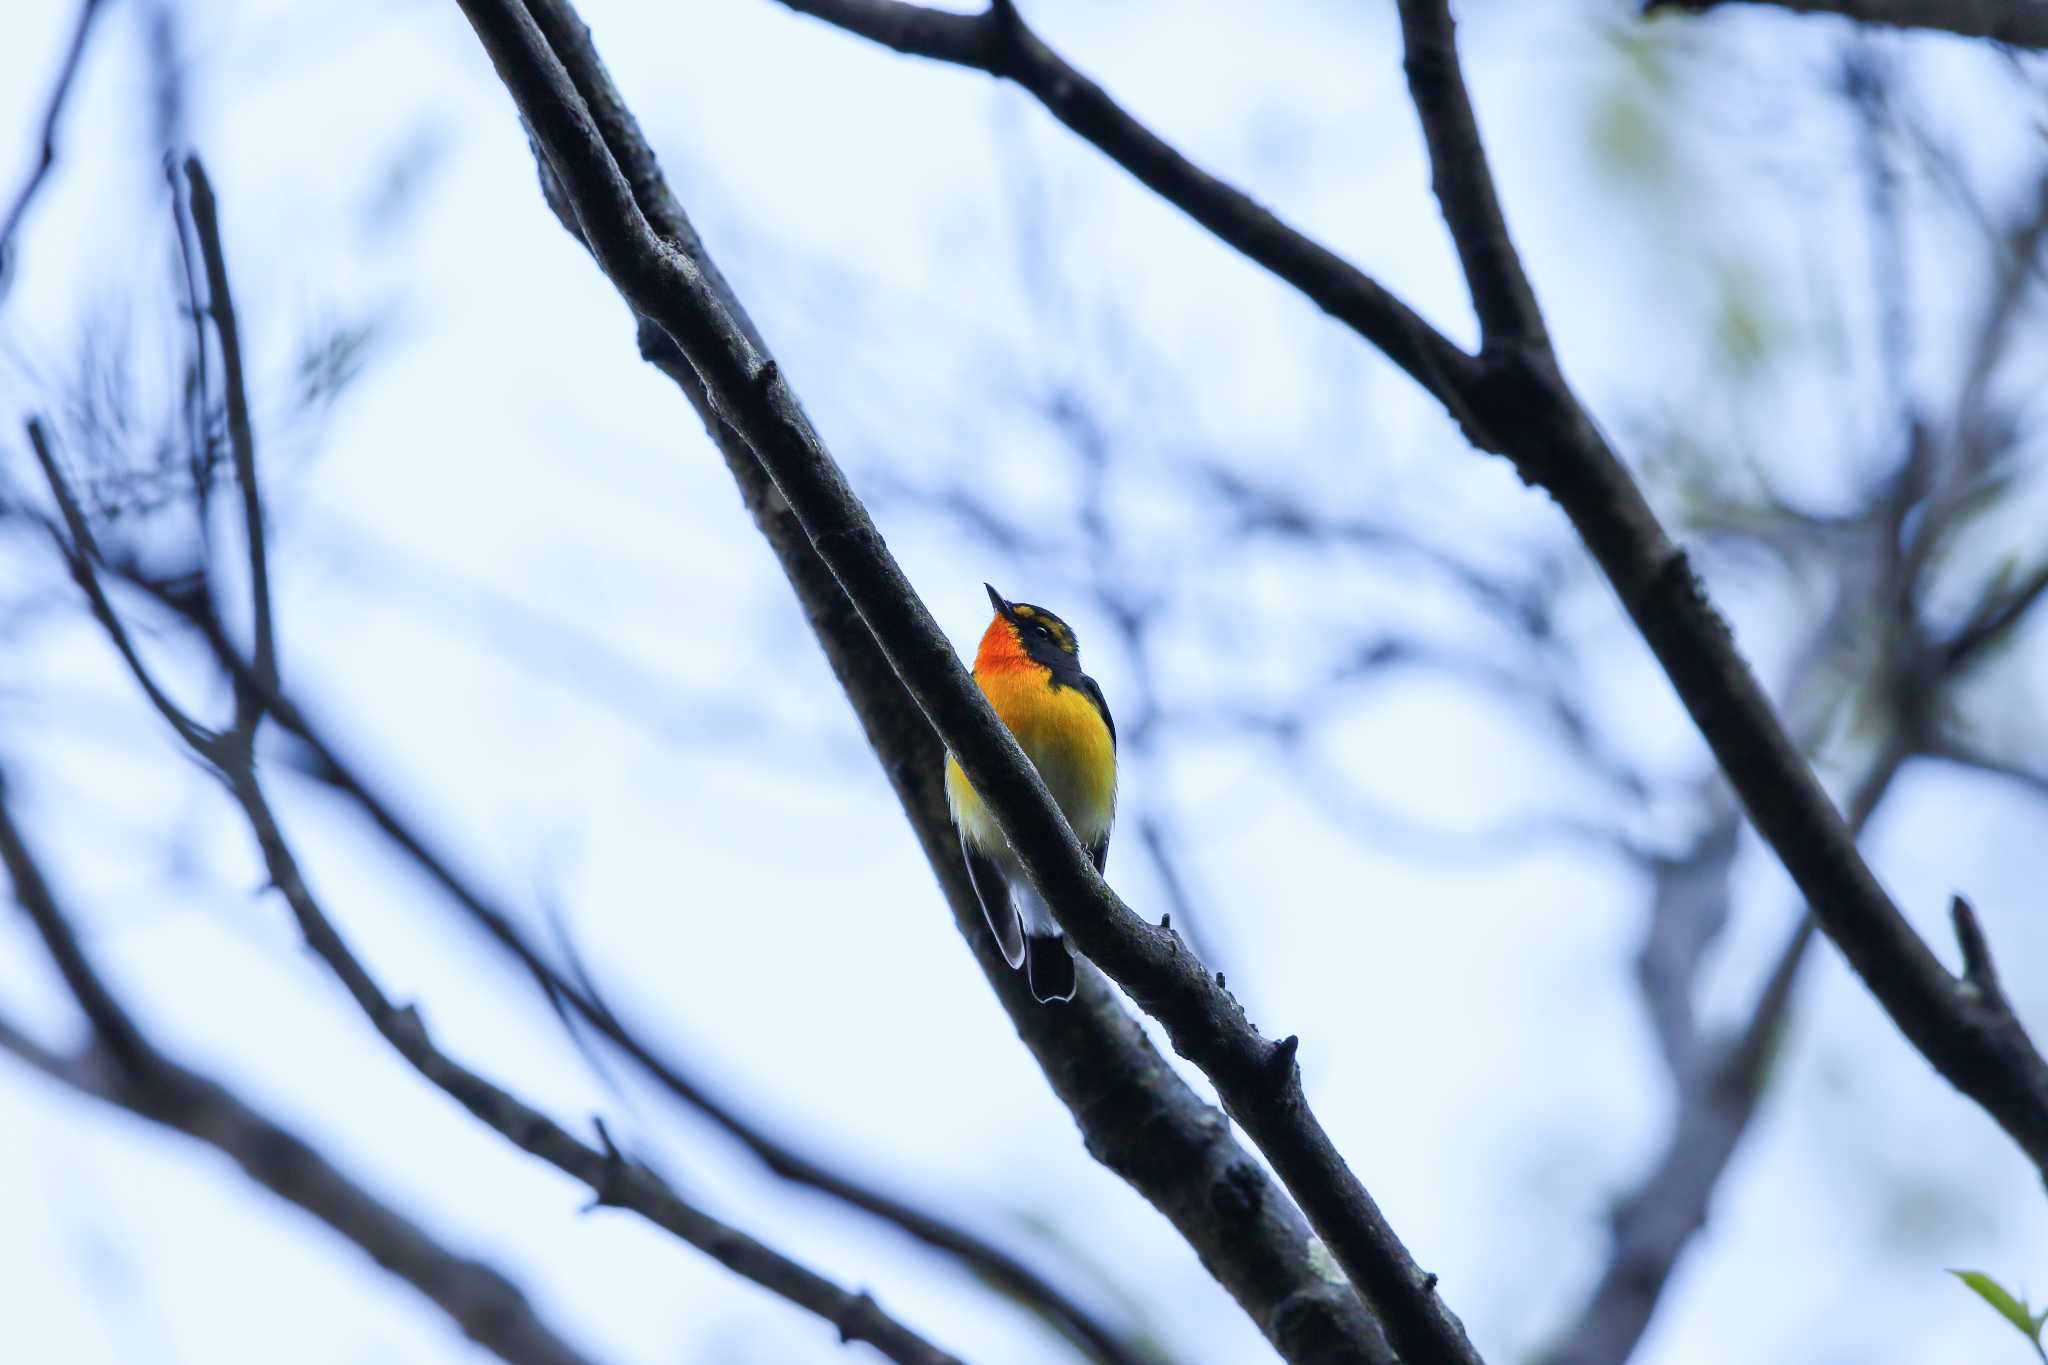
944,583,1116,1003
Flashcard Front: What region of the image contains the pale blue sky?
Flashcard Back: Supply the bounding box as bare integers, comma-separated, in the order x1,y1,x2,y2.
2,2,2044,1362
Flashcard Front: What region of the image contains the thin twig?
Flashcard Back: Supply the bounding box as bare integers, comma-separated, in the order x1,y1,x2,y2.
0,770,158,1077
0,0,110,305
26,419,216,752
1944,560,2048,670
154,618,1148,1365
181,155,277,735
766,0,1483,428
219,761,965,1365
31,424,963,1365
1395,0,1546,347
0,811,607,1365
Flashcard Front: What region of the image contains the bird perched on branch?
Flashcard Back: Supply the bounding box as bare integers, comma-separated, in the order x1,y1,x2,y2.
945,584,1116,1003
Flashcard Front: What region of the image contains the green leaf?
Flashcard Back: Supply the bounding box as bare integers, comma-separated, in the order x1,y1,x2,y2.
1950,1270,2040,1341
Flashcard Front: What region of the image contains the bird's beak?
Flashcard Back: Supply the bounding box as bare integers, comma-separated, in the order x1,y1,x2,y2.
984,582,1009,616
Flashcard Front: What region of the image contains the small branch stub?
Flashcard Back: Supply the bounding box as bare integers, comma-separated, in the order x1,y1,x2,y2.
585,1115,632,1211
1268,1034,1301,1085
1951,895,2004,1003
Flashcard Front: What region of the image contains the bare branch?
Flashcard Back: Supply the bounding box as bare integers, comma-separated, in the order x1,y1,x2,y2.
765,0,1481,422
1634,800,1742,1078
1943,559,2048,670
452,4,1458,1361
1928,736,2048,799
0,891,607,1365
495,5,1391,1358
1387,0,2048,1175
27,418,216,752
1542,739,1910,1365
1643,0,2048,49
180,155,278,735
0,0,110,305
214,761,965,1365
0,771,158,1078
1551,300,2048,1352
167,640,1151,1365
167,158,222,529
35,405,963,1364
777,0,2048,1174
1395,0,1546,348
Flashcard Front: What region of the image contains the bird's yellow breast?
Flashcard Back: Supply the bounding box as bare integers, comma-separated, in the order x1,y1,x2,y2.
945,666,1116,853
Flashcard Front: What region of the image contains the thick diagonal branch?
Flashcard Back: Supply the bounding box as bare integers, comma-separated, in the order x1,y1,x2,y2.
450,3,1467,1362
777,0,2048,1177
442,4,1399,1361
1541,743,1908,1365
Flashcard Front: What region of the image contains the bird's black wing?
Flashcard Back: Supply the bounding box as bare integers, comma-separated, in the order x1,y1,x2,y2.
1079,671,1115,873
960,832,1025,968
1077,673,1116,751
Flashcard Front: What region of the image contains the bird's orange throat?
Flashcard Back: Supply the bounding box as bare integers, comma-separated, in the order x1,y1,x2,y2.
973,616,1041,677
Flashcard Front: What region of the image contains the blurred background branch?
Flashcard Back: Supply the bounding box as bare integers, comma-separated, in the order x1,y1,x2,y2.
3,1,2047,1363
1643,0,2048,49
0,777,608,1365
0,0,106,306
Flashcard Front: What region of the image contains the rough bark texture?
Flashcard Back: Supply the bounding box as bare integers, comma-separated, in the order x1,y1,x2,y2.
486,4,1400,1360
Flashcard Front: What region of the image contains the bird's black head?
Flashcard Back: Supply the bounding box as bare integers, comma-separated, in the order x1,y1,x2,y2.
986,582,1080,668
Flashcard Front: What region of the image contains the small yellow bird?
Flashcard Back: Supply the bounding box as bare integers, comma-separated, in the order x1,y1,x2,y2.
945,584,1117,1003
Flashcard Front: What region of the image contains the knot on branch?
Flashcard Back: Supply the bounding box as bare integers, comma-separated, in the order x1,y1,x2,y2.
836,1290,880,1345
1209,1160,1266,1227
386,1002,429,1050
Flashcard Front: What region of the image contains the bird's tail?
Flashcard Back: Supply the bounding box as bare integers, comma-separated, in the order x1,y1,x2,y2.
1024,934,1076,1003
